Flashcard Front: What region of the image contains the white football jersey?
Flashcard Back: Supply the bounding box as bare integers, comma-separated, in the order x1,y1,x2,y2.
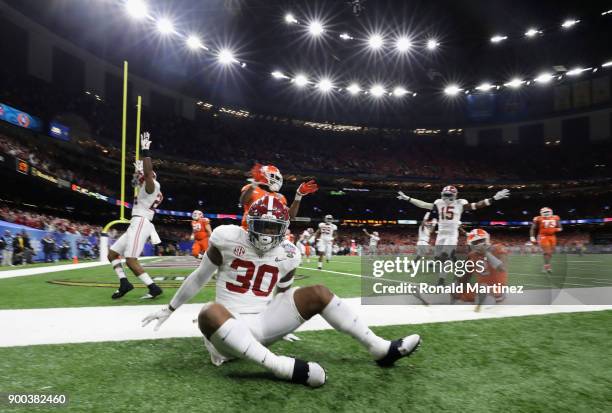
369,235,380,247
299,230,310,244
433,198,469,234
132,180,162,221
210,225,301,314
318,222,337,242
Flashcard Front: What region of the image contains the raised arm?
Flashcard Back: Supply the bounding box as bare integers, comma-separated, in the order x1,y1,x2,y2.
397,191,434,210
290,180,319,219
469,189,510,210
140,132,156,194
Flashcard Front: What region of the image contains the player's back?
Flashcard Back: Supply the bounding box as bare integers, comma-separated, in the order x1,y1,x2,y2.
133,180,162,221
534,215,560,236
210,225,301,314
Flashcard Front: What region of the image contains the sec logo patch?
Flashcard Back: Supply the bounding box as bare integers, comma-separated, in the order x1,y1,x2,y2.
234,246,245,257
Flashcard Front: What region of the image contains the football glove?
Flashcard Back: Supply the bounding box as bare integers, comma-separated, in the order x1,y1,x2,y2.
142,306,173,331
397,191,411,201
140,131,152,150
250,163,266,184
282,333,302,342
297,180,319,196
493,189,510,200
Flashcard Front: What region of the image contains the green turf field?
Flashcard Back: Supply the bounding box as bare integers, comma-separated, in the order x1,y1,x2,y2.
0,254,611,310
1,311,611,413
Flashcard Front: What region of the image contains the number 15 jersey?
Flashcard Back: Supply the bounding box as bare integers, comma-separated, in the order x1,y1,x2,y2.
210,225,301,314
433,198,469,236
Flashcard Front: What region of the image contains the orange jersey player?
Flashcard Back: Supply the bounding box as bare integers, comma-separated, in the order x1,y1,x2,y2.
530,207,562,274
285,229,295,244
191,210,212,259
239,163,319,229
461,229,508,308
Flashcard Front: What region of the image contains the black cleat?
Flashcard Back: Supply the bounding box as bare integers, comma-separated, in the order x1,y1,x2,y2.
140,283,163,299
376,334,421,367
111,279,134,299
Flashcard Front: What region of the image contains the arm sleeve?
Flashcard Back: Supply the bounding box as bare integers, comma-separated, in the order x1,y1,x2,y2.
169,254,217,310
485,250,504,270
409,198,435,210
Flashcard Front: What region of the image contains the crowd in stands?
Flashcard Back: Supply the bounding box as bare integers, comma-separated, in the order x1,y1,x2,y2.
0,204,101,236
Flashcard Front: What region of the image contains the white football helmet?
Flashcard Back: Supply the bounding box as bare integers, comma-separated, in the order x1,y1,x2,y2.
261,165,283,192
540,207,553,217
441,185,458,203
192,210,203,220
373,231,379,236
324,214,333,223
467,228,491,252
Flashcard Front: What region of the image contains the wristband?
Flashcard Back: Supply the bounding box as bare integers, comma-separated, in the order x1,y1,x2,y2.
484,198,492,206
294,193,303,201
141,149,151,158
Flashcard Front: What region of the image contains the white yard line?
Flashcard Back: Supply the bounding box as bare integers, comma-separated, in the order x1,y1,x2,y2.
1,300,611,348
0,257,158,280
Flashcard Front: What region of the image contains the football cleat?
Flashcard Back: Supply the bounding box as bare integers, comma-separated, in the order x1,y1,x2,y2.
290,359,326,388
140,284,163,299
376,334,421,367
111,279,134,299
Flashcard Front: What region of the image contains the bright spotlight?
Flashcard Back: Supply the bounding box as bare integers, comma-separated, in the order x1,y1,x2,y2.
347,83,362,95
370,84,386,97
444,85,461,96
534,73,554,84
603,10,612,16
284,13,298,24
396,36,412,52
561,19,580,29
504,78,524,89
294,74,309,87
368,34,384,50
218,49,236,65
490,35,508,43
525,28,541,38
602,61,612,68
308,21,324,36
475,82,494,92
426,39,439,50
186,35,203,50
125,0,148,19
339,33,354,40
393,87,408,97
567,67,588,76
271,71,288,79
156,18,174,35
317,78,333,92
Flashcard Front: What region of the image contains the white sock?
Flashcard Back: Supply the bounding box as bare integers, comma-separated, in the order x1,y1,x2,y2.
138,272,153,286
210,318,294,380
111,259,126,280
321,295,389,359
317,261,322,269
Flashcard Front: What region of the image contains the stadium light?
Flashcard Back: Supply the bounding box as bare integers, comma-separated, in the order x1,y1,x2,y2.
561,19,580,29
504,78,524,88
393,86,408,97
602,61,612,68
293,74,309,87
395,36,412,52
426,39,439,50
534,73,554,84
370,84,385,97
217,49,236,65
368,34,384,50
317,78,333,93
271,71,288,79
346,83,362,95
308,21,325,36
475,82,494,92
339,32,354,40
603,10,612,16
525,28,542,38
186,35,204,50
156,17,175,35
125,0,148,19
444,84,461,96
284,13,298,24
490,35,508,43
567,67,589,76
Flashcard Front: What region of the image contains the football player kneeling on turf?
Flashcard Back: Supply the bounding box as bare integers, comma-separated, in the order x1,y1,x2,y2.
143,196,421,387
